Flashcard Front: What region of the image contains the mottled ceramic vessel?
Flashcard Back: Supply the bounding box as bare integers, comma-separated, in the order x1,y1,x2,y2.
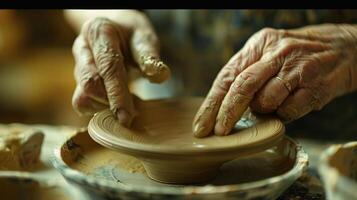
318,141,357,200
52,128,308,200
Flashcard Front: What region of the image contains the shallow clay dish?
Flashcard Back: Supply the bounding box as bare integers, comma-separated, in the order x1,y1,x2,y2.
52,129,308,200
318,141,357,200
88,97,285,184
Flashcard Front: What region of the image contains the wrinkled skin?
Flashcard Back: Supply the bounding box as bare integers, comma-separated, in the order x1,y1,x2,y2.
68,10,170,127
67,11,357,138
193,24,357,137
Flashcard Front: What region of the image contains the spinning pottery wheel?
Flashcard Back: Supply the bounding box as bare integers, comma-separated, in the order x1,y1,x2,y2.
88,97,285,184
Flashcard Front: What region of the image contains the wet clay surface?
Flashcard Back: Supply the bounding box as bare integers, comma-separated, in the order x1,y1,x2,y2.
63,131,294,187
89,97,284,152
87,97,286,184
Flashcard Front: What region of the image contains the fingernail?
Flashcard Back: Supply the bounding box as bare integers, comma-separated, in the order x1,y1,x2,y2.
116,109,132,127
193,123,207,138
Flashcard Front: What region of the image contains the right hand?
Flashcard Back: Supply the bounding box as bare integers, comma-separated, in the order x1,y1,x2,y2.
70,11,171,126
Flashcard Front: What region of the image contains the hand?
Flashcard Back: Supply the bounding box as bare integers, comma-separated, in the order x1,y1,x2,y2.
69,10,171,126
193,24,357,137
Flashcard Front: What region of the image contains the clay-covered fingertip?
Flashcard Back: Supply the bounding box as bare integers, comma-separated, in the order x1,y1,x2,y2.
147,66,171,84
214,122,229,136
192,123,209,138
116,109,133,127
141,56,171,83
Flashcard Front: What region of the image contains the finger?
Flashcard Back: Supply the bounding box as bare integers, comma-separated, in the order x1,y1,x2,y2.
73,35,108,105
281,25,337,42
250,71,298,113
192,51,263,138
83,18,137,126
72,85,108,116
131,26,171,83
277,88,319,122
192,28,273,138
215,58,282,136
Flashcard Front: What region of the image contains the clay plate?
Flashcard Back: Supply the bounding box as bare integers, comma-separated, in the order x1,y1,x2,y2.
88,97,285,184
53,129,308,200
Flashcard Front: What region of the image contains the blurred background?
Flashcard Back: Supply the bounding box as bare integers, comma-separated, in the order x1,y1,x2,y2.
0,9,182,127
0,10,83,126
0,9,356,139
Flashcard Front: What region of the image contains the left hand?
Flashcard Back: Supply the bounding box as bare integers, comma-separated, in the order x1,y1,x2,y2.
193,24,357,137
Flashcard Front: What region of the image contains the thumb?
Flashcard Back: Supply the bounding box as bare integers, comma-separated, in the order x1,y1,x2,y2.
130,27,171,83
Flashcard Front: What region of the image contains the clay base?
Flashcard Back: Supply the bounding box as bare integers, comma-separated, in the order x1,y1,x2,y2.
142,161,220,184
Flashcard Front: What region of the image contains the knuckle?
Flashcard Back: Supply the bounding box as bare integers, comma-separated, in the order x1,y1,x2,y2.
72,89,88,113
307,81,331,110
87,17,114,31
253,94,277,113
84,17,118,41
231,72,258,98
258,27,277,38
279,38,299,55
247,27,277,47
214,67,236,93
277,105,298,121
301,62,319,78
80,73,102,94
299,61,320,86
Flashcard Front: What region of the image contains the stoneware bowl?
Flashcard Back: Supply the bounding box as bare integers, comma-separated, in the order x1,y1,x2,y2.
87,97,285,184
318,141,357,200
52,127,308,200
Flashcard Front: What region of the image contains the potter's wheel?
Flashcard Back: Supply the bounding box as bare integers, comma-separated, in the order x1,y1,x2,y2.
53,130,308,200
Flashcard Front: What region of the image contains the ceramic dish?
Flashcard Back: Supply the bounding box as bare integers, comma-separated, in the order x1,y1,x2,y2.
318,141,357,200
88,97,285,184
52,128,308,200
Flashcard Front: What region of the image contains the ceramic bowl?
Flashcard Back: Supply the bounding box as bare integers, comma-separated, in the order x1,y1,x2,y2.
318,141,357,200
52,127,308,200
87,97,285,184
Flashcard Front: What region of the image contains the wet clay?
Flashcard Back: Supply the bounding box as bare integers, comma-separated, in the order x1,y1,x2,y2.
89,97,284,153
63,132,145,175
63,131,295,187
88,97,285,184
0,125,44,171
